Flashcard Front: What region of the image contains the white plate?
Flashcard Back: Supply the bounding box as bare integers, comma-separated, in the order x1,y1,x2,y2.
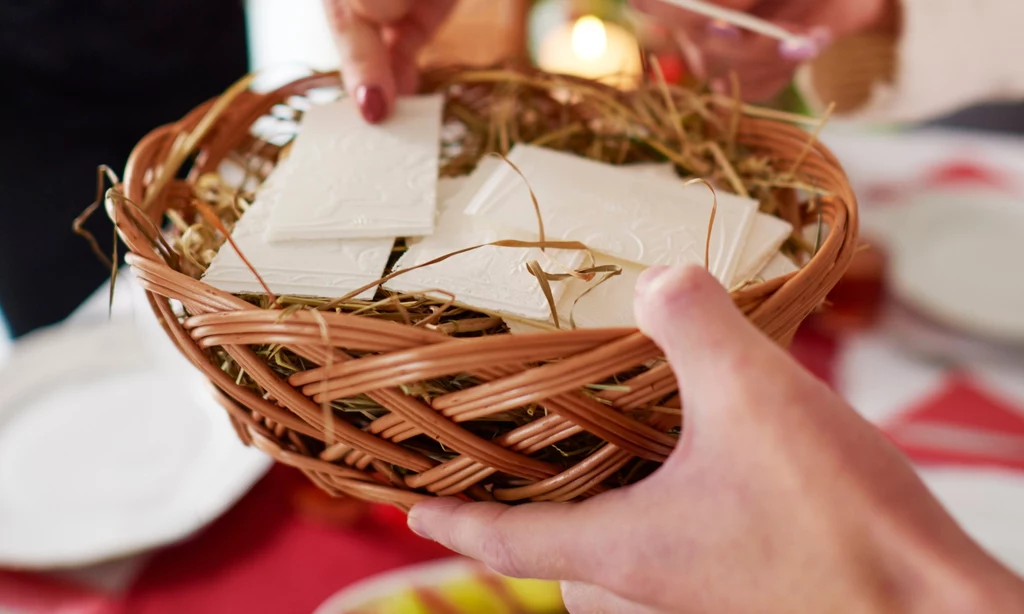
919,467,1024,575
881,191,1024,343
314,558,480,614
314,557,566,614
0,320,271,569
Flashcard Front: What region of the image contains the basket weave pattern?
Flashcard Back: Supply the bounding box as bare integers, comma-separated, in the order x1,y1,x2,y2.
108,71,859,510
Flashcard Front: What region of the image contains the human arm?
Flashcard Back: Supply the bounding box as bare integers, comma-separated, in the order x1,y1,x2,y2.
407,265,1024,613
634,0,1024,124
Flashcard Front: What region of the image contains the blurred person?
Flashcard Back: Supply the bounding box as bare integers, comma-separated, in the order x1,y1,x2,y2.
630,0,1024,129
325,1,1024,612
0,1,248,338
334,0,1024,129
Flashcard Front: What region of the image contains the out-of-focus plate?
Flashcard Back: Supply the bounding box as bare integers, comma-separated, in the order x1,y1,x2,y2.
0,321,270,569
315,557,565,614
882,192,1024,343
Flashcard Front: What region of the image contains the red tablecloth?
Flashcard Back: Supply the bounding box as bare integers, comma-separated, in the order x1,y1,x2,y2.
0,465,452,614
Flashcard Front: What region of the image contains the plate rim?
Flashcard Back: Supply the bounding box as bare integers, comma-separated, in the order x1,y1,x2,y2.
0,320,271,569
313,557,485,614
885,195,1024,344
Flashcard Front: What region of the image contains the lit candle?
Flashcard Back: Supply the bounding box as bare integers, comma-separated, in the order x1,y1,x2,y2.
537,15,642,88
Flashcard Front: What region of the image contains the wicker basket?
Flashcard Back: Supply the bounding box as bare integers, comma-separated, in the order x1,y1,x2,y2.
107,69,858,510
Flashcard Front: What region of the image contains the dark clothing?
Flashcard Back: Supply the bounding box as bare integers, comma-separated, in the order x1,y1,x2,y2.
0,0,247,337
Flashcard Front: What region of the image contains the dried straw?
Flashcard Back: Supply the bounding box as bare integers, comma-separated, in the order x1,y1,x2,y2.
92,64,832,486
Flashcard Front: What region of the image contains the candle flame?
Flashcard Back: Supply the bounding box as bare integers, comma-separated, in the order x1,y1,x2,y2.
571,15,607,61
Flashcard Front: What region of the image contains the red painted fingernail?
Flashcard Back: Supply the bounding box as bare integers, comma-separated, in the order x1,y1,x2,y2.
356,85,387,124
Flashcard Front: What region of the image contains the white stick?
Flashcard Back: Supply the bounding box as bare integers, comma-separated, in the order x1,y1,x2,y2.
658,0,811,46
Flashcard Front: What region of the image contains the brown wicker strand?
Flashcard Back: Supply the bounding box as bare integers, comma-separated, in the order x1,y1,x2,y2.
104,68,858,507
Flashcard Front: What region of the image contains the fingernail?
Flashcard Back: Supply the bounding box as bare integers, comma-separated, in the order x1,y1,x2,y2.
778,26,832,62
710,78,729,95
809,26,833,48
407,498,466,540
638,265,714,306
778,36,821,62
706,19,740,39
635,265,711,335
635,266,680,336
356,85,387,124
635,266,671,300
407,508,433,540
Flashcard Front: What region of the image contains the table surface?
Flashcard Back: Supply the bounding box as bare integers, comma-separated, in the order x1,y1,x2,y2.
2,127,1024,613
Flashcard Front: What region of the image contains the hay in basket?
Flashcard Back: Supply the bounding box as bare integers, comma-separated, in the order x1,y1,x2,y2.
98,66,858,510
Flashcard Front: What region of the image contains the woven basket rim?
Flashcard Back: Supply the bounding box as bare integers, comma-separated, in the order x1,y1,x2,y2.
104,67,860,509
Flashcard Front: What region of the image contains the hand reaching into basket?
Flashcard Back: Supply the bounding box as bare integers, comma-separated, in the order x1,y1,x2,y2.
631,0,900,102
407,265,1024,614
322,0,456,123
323,0,898,122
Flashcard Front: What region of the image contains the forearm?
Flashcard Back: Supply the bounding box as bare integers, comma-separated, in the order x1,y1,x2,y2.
859,490,1024,614
897,552,1024,614
799,0,1024,123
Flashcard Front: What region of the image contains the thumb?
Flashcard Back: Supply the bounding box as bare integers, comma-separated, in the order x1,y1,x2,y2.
633,265,793,418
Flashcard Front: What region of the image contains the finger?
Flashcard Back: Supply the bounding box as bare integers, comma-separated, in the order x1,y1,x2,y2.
408,497,617,582
703,25,796,66
700,21,829,101
632,265,805,417
323,0,395,123
349,0,412,24
630,0,704,31
671,27,708,80
714,64,796,102
641,1,805,88
384,0,457,95
703,19,824,67
561,582,668,614
704,53,800,101
631,0,757,30
663,5,832,74
755,0,876,41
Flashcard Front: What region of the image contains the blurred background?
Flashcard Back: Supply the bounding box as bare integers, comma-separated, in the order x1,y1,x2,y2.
1,1,1023,613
